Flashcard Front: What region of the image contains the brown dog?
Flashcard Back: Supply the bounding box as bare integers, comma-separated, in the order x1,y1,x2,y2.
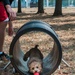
23,45,43,73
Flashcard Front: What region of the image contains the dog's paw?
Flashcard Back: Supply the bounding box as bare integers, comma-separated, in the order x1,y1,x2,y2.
23,56,27,61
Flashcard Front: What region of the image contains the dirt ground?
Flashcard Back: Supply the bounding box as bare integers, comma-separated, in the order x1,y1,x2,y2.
0,7,75,75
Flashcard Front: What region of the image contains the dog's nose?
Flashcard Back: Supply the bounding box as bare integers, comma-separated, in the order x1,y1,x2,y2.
35,71,37,72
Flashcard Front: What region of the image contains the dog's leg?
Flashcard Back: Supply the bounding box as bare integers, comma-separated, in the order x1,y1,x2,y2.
23,51,30,61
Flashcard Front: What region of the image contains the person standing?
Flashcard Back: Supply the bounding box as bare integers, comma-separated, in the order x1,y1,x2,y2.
0,0,16,61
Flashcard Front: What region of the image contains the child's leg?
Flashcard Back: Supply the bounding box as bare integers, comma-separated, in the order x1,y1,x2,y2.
0,2,9,61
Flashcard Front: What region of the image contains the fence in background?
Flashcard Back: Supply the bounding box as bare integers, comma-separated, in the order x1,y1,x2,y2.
11,0,75,8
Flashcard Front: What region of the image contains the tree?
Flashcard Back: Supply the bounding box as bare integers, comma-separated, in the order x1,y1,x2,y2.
37,0,44,13
17,0,22,13
53,0,62,16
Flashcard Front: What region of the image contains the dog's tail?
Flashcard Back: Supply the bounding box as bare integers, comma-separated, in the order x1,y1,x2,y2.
35,45,39,49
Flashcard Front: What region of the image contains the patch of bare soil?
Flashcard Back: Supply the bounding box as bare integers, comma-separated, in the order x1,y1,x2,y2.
0,8,75,75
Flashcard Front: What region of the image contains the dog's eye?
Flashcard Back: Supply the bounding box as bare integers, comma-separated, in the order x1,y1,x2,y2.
32,67,34,70
36,66,38,68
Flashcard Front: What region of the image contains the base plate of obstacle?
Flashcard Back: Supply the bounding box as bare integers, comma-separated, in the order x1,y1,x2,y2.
9,20,62,75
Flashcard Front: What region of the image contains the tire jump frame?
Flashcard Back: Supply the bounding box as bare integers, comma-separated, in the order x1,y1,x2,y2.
9,20,62,75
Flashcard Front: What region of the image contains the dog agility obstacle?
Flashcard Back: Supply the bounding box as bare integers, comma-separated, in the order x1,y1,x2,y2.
9,20,62,75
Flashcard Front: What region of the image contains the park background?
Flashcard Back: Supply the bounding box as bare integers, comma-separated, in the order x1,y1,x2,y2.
0,0,75,75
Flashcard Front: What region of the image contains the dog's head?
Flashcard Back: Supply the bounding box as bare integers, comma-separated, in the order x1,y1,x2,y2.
29,61,42,73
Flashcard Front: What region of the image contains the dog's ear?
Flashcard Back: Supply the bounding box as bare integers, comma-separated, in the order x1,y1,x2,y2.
23,51,30,61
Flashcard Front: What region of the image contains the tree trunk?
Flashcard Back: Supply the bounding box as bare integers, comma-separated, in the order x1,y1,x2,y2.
17,0,22,13
53,0,62,16
37,0,44,13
